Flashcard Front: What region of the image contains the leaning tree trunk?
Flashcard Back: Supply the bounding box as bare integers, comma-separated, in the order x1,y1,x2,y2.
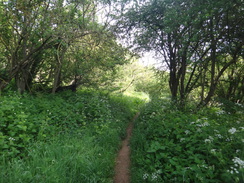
52,63,62,94
52,43,67,94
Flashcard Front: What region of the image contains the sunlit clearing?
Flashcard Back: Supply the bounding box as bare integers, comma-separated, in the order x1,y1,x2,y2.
123,91,150,103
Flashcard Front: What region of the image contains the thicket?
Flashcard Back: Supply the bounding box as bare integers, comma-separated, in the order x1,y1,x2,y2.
0,90,144,182
0,0,131,94
131,97,244,182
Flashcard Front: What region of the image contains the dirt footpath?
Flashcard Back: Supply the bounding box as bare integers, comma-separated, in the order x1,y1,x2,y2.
113,112,140,183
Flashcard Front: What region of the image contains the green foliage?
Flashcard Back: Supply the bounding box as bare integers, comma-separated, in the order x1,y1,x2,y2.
0,130,121,183
0,0,130,94
0,90,139,158
0,90,145,182
131,98,244,182
112,0,244,106
111,60,162,96
216,59,244,103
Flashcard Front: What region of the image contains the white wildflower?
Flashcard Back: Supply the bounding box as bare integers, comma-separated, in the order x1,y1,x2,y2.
203,122,210,126
196,119,201,123
210,149,216,153
232,157,244,168
226,138,231,141
151,173,158,180
235,103,243,107
201,164,208,169
217,103,223,106
230,166,239,174
185,130,190,135
204,139,211,143
214,129,219,133
9,137,16,141
156,170,161,174
197,128,202,132
196,121,209,127
216,110,225,115
180,138,185,142
205,136,214,143
215,134,223,139
143,173,149,180
227,169,235,174
228,127,237,134
208,136,214,141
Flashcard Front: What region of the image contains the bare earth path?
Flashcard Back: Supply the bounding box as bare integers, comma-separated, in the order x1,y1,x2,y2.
113,112,140,183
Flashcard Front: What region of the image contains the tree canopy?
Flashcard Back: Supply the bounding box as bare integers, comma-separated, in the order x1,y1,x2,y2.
0,0,130,94
0,0,243,105
111,0,244,105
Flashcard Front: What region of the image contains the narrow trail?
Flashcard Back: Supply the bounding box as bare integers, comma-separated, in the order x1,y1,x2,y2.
113,112,140,183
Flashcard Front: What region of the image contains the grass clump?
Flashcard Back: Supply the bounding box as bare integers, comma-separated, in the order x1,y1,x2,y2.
131,98,244,183
1,134,116,183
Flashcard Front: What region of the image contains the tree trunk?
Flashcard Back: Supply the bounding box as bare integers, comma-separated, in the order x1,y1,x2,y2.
179,53,187,106
169,66,178,101
198,17,217,107
52,43,67,94
200,71,204,103
52,63,62,94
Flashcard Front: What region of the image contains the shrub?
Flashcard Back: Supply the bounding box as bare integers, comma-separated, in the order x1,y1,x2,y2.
0,90,145,182
131,98,244,182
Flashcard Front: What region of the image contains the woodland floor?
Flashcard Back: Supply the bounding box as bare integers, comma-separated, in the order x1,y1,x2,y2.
113,112,140,183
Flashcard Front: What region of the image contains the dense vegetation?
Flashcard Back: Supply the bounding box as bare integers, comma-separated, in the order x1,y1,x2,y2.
111,0,243,106
0,90,144,182
0,0,130,94
0,0,243,182
131,97,244,182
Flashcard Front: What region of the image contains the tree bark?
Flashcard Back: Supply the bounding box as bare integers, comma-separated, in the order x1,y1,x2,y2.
52,42,67,94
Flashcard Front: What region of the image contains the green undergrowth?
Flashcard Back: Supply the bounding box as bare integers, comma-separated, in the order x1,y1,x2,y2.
131,97,244,183
0,90,144,183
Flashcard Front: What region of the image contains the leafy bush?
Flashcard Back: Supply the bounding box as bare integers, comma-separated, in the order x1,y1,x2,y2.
0,90,140,158
0,92,80,158
0,90,144,182
131,98,244,182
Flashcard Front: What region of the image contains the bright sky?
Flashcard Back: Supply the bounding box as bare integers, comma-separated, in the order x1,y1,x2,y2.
138,52,157,66
138,51,168,70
